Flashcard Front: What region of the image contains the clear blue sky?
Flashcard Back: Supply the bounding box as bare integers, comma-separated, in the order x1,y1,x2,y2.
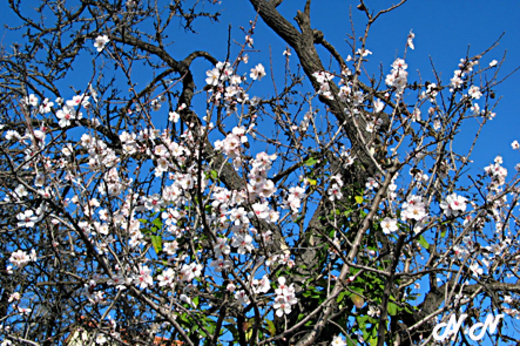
165,0,520,173
2,1,519,172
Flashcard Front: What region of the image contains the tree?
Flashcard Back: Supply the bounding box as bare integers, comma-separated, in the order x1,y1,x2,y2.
1,0,519,345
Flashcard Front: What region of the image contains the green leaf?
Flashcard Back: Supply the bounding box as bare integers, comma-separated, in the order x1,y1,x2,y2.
418,235,430,249
387,302,398,316
151,235,163,253
307,178,317,186
351,294,364,309
337,291,347,303
362,329,369,343
355,196,364,204
304,157,319,166
266,320,276,335
152,216,163,228
245,327,253,341
209,170,218,181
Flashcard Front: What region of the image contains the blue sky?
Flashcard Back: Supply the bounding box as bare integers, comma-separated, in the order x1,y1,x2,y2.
2,0,519,172
175,0,520,171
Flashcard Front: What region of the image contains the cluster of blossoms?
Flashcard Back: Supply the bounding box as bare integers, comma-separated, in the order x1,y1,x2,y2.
312,71,335,99
407,30,415,50
251,274,271,294
204,60,265,113
284,185,306,214
313,67,381,134
21,93,39,108
206,61,234,86
9,249,36,268
484,155,508,189
340,150,356,168
232,274,272,305
93,35,110,52
214,126,249,166
77,126,209,297
250,63,266,81
337,81,364,110
80,133,118,172
451,234,507,279
133,264,154,290
22,93,88,127
449,58,478,91
234,290,250,305
385,58,408,94
273,277,297,317
400,195,428,233
468,85,482,99
154,139,191,177
57,94,88,127
368,305,381,318
194,136,290,284
483,156,511,232
331,335,347,346
421,83,439,103
440,193,467,217
359,98,388,133
298,110,313,132
381,217,398,235
327,175,344,202
86,259,200,305
16,208,41,228
248,152,278,201
365,177,379,191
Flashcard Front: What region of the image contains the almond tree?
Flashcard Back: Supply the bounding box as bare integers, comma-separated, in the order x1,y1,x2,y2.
1,1,519,346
